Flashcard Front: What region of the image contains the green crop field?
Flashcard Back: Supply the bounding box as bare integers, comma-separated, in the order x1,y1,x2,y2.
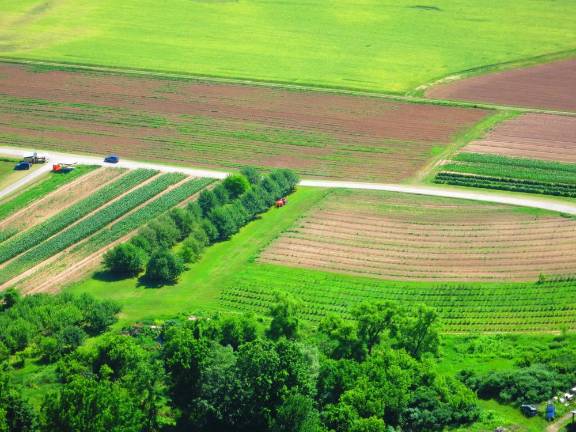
65,187,576,332
435,153,576,197
1,0,575,93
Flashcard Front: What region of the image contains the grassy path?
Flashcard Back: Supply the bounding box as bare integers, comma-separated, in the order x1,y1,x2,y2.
65,187,329,326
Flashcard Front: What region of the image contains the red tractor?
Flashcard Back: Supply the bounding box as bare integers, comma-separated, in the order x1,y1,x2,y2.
275,197,287,208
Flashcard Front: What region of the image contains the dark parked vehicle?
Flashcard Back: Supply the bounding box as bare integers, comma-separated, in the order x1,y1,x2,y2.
104,154,120,163
14,161,32,170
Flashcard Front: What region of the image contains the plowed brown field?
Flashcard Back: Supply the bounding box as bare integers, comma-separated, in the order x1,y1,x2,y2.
462,113,576,163
260,190,576,282
0,63,488,182
426,58,576,112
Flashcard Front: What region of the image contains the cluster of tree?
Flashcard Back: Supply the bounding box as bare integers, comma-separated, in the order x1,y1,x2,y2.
104,167,299,284
0,298,480,431
458,366,570,406
459,334,576,406
0,289,119,365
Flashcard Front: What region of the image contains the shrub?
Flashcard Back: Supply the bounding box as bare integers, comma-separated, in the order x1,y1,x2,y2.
148,216,181,249
223,174,251,199
198,190,220,216
104,244,147,277
179,237,203,264
240,166,262,185
210,205,240,240
144,249,184,284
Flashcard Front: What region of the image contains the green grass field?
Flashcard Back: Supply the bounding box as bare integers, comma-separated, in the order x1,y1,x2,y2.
65,187,576,332
1,0,575,93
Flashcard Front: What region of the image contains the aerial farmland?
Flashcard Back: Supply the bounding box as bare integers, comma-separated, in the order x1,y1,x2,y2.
0,1,575,431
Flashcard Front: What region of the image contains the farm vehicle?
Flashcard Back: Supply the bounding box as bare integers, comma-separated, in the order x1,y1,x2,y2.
52,163,76,173
14,152,47,170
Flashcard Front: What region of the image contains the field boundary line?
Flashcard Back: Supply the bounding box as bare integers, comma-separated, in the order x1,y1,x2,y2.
1,57,575,117
411,48,576,97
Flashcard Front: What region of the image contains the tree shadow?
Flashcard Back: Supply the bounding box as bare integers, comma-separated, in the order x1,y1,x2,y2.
136,276,175,289
92,270,133,282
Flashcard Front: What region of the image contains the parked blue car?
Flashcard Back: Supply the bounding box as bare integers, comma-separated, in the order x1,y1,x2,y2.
104,155,120,164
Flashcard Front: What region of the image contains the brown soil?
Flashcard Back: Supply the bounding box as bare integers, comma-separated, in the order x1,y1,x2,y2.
462,113,576,163
0,168,122,232
259,191,576,282
0,62,488,182
426,58,576,112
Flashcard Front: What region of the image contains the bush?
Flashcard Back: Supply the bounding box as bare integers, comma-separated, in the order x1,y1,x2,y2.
144,249,184,284
240,166,262,185
103,244,147,277
198,190,220,216
223,174,251,199
169,207,196,240
148,216,181,249
179,237,203,263
210,205,240,240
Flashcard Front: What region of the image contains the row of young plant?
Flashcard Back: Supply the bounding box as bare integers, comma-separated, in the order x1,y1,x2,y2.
75,177,215,254
0,165,97,222
0,173,186,285
455,152,576,176
104,167,299,284
434,172,576,197
220,266,576,331
0,169,157,264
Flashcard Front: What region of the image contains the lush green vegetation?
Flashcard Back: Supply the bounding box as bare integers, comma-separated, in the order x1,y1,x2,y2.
2,0,575,93
74,177,214,254
0,294,485,432
104,169,299,284
0,173,185,285
220,265,576,332
0,169,157,264
0,165,97,221
0,157,20,186
435,153,576,197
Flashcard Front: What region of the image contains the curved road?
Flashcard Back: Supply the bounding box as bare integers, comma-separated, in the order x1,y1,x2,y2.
1,147,576,216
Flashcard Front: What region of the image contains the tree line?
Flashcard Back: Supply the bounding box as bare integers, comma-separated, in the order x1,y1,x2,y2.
104,167,299,284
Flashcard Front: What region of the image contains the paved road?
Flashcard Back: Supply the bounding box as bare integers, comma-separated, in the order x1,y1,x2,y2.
1,147,576,216
0,162,52,201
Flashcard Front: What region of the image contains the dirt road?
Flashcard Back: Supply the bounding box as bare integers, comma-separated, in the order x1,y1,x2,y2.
0,162,52,201
1,147,575,216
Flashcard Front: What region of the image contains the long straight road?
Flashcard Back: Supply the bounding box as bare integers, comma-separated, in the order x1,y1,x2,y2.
1,146,576,216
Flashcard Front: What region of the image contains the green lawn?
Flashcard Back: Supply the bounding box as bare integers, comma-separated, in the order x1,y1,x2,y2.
0,157,19,187
65,186,331,326
1,0,575,93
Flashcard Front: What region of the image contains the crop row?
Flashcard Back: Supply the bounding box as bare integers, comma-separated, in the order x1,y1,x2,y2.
455,153,576,176
434,172,576,197
74,177,214,253
0,165,98,222
0,169,157,264
0,173,186,285
218,265,576,332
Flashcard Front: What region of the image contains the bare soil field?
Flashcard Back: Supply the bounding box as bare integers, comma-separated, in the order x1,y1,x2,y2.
0,63,488,183
426,58,576,112
260,190,576,281
462,113,576,163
